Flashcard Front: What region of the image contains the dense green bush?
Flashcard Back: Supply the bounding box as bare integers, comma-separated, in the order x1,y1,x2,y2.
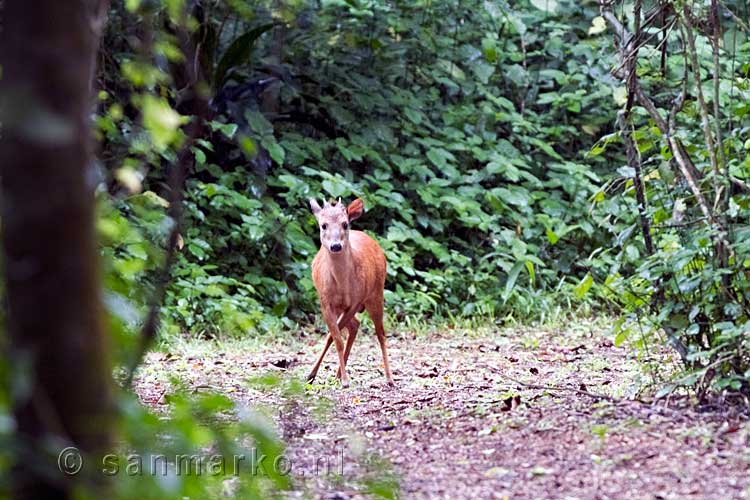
585,1,750,395
97,0,621,336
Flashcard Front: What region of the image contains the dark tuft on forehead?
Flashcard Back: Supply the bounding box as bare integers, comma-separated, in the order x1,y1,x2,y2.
319,203,349,221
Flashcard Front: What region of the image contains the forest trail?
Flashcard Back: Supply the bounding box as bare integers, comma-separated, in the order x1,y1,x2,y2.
135,324,750,499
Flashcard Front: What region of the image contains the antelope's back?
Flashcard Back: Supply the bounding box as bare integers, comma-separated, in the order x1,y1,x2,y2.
350,230,386,289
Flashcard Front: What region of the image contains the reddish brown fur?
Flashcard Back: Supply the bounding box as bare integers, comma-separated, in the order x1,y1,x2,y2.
306,198,393,387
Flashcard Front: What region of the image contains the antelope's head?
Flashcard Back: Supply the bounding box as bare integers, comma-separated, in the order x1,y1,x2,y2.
309,197,363,254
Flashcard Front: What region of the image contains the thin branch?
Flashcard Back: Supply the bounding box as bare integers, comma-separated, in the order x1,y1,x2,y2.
506,377,622,403
729,176,750,192
667,106,715,225
625,0,642,114
602,7,669,132
618,112,654,255
604,3,718,227
682,12,720,203
718,0,750,32
617,1,655,267
710,0,729,210
652,217,708,229
611,18,675,78
601,3,707,211
645,18,677,63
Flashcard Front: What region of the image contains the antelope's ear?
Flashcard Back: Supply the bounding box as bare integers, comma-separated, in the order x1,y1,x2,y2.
347,198,364,221
309,198,322,216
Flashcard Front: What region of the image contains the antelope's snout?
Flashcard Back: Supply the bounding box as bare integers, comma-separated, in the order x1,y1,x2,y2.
330,243,343,253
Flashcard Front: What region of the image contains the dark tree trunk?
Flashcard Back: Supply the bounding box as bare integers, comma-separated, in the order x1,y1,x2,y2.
0,1,112,499
262,0,285,115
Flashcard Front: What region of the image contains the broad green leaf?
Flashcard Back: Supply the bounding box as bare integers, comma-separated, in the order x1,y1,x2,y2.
404,108,422,125
482,38,498,63
614,328,630,347
612,86,628,106
437,60,466,80
546,228,559,245
141,95,188,151
213,23,276,87
472,62,495,84
115,166,142,194
530,0,558,13
265,140,285,165
238,135,258,159
193,147,206,165
426,148,456,170
247,110,274,136
502,261,526,302
525,260,535,285
574,273,593,299
588,16,607,35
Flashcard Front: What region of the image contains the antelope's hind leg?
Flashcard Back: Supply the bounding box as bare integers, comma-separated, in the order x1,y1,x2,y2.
366,300,394,386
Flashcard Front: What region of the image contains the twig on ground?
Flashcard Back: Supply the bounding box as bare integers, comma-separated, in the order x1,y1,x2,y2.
358,395,437,415
503,374,623,403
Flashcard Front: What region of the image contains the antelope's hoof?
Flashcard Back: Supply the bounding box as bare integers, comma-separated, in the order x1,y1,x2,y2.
386,379,395,388
341,380,350,388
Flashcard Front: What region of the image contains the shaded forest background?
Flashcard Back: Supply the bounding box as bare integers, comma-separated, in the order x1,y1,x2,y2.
100,0,615,341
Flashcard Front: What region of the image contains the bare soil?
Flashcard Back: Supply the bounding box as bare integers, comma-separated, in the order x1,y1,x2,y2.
134,323,750,499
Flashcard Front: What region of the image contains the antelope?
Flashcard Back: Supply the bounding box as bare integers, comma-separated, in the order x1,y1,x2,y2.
306,197,394,387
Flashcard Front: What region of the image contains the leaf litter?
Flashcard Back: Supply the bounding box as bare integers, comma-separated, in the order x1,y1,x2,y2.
134,324,750,499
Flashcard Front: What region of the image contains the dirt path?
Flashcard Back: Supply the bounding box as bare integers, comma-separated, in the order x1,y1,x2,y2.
135,324,750,499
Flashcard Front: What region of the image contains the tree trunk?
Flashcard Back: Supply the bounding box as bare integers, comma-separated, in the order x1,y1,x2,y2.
262,0,285,115
0,1,112,499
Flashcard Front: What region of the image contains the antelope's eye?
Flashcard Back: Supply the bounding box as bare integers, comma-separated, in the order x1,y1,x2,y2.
321,223,328,230
342,222,348,230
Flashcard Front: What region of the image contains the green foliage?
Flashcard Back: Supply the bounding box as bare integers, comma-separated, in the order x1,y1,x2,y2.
99,192,171,363
93,0,750,395
105,391,289,499
98,0,617,337
583,1,750,395
213,23,277,88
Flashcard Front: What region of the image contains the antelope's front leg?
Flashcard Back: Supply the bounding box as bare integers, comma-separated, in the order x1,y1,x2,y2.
307,306,362,383
306,333,333,383
323,306,349,387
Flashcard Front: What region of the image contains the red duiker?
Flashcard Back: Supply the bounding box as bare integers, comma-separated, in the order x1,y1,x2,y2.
306,197,394,387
